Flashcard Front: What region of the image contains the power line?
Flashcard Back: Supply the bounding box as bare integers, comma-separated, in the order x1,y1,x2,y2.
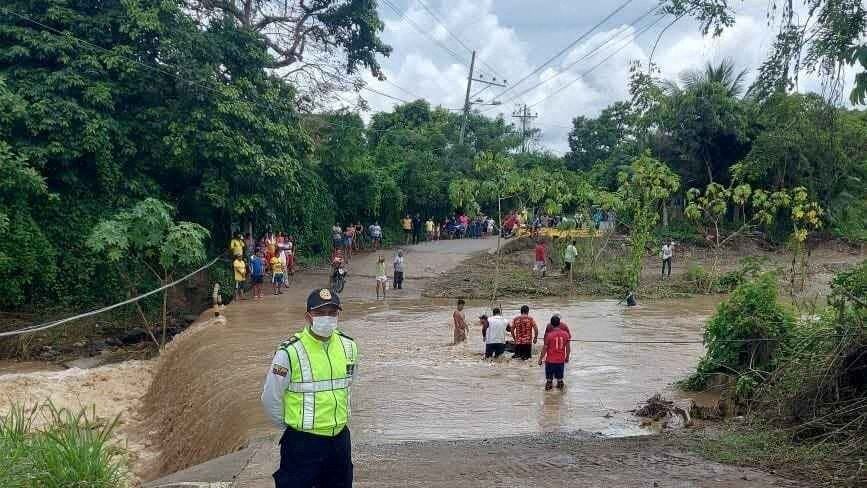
489,0,635,102
0,255,225,338
379,0,466,64
497,5,661,106
413,0,506,83
415,0,473,54
528,13,667,109
381,79,423,100
362,85,411,104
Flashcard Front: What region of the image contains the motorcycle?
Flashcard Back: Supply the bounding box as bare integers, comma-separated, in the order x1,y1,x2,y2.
330,259,347,293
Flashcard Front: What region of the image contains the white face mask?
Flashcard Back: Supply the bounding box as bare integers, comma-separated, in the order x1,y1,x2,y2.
310,315,338,337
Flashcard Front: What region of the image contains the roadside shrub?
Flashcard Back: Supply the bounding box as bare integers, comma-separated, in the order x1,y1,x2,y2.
760,262,866,441
715,256,767,293
685,263,714,292
683,272,794,391
0,403,127,487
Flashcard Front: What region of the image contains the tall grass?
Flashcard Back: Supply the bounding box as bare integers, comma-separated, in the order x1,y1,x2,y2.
0,402,128,487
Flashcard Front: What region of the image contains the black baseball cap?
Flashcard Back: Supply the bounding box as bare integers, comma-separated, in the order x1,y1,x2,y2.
307,288,342,311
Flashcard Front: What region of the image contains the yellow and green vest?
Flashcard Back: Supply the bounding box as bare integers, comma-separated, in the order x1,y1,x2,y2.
279,327,358,437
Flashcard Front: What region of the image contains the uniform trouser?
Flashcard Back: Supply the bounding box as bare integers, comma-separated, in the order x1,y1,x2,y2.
662,257,672,276
273,427,352,488
393,271,404,289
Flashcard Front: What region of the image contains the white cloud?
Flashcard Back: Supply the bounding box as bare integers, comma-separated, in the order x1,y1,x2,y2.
341,1,858,153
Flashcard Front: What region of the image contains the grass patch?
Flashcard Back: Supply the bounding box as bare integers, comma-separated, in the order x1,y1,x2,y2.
693,422,859,486
699,427,825,466
0,402,129,487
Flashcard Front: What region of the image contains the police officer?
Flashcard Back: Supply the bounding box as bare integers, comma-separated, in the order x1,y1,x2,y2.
261,288,358,487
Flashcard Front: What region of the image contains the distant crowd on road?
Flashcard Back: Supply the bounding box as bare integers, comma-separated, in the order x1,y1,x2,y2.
400,213,497,244
229,231,296,301
453,301,571,391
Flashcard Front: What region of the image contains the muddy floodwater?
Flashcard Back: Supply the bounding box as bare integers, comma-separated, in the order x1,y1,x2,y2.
145,284,719,477
327,296,717,442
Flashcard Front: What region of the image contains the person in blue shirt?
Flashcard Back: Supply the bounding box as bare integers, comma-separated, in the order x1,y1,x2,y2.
249,249,266,299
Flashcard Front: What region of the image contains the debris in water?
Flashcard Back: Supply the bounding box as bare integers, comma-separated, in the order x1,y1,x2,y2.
633,393,692,428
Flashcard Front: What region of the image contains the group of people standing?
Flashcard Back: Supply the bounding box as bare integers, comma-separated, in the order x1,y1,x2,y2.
332,222,384,263
452,302,572,391
230,231,296,300
401,213,496,244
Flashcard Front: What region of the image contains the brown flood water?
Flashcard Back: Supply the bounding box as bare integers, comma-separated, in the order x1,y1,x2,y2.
142,282,720,479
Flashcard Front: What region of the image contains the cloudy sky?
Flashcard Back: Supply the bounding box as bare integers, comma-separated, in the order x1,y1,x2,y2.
338,0,857,154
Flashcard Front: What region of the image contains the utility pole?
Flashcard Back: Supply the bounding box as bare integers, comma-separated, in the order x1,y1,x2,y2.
511,104,538,153
460,50,506,145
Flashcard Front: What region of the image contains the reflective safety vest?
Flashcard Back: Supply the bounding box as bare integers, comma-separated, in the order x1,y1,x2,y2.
279,327,358,437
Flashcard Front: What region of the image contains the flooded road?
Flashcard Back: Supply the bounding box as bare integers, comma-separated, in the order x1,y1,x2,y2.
142,238,718,479
331,296,717,442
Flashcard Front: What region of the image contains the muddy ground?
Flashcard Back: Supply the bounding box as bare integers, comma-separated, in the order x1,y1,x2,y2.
425,235,863,301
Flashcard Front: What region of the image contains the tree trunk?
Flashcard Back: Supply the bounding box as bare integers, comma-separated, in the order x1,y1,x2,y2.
161,273,169,349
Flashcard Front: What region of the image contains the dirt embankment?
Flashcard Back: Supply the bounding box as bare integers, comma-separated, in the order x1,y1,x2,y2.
425,236,864,300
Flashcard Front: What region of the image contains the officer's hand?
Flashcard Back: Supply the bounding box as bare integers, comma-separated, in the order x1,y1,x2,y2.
537,359,543,366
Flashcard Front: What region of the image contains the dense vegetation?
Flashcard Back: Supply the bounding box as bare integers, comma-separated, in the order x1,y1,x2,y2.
687,261,867,484
0,403,126,487
0,0,865,322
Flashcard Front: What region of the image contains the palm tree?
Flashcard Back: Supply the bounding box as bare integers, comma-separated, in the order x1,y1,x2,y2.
679,58,749,98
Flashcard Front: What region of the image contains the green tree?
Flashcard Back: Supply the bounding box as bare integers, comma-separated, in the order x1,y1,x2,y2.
1,0,314,313
183,0,392,107
662,0,867,104
655,66,752,187
565,102,634,172
684,182,790,290
0,139,53,308
736,93,865,221
678,58,748,97
87,198,209,348
615,153,680,290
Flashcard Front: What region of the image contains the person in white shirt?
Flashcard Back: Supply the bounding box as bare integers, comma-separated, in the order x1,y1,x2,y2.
661,240,674,278
483,308,508,359
392,250,405,289
369,222,382,251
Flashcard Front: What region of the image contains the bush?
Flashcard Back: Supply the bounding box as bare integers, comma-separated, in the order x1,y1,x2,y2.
685,263,713,292
715,256,767,293
762,262,866,436
683,272,795,391
0,403,127,487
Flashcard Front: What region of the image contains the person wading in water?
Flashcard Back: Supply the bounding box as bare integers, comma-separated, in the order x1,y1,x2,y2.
453,299,468,344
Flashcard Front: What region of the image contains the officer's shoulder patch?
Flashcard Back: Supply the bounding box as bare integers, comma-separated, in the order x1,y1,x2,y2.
278,336,300,348
271,365,288,377
336,331,354,341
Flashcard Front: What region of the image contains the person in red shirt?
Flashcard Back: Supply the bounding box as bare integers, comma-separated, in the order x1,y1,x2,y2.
539,315,570,391
508,305,538,360
533,240,547,277
544,312,571,338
